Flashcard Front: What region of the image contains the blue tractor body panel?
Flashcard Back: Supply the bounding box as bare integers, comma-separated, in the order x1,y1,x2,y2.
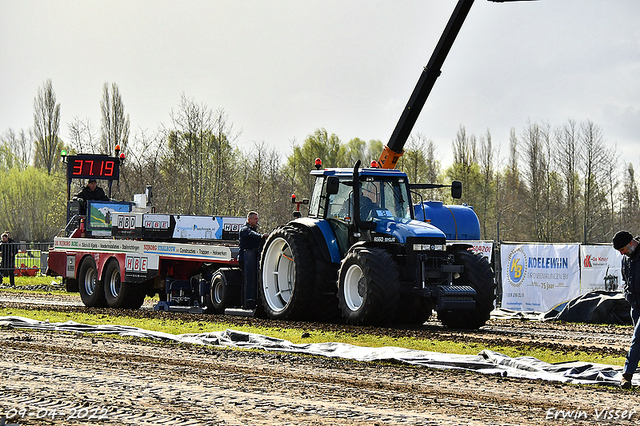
294,217,342,263
373,217,447,243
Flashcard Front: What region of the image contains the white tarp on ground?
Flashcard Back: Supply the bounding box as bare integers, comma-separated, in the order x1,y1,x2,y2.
0,315,630,387
501,244,580,312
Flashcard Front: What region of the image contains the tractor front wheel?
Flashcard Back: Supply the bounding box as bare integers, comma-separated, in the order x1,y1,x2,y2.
337,246,400,325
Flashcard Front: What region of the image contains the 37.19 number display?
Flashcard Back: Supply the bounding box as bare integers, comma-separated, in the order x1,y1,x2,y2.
66,155,120,180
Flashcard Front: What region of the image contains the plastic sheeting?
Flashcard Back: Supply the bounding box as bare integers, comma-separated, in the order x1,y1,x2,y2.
0,315,631,387
492,291,633,325
544,291,631,325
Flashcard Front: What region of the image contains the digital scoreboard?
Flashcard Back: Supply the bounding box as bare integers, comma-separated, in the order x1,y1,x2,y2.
66,155,120,181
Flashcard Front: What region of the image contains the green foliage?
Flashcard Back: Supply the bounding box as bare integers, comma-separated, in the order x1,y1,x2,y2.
0,140,20,171
284,128,342,201
0,167,66,241
4,82,637,243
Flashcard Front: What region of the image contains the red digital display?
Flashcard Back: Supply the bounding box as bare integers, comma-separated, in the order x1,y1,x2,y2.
66,155,120,180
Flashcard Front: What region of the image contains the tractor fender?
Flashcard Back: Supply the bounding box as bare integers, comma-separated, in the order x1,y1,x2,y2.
291,217,341,264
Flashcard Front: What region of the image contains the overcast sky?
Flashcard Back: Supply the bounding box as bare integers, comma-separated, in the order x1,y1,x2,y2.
1,0,639,169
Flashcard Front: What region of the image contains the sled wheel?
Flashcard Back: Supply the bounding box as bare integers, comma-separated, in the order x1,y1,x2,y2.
104,259,145,309
78,257,107,307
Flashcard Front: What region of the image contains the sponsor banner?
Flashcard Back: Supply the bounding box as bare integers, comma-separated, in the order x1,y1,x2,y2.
172,216,245,240
501,244,580,312
53,237,233,262
86,201,132,232
173,216,220,239
580,245,623,293
457,240,494,262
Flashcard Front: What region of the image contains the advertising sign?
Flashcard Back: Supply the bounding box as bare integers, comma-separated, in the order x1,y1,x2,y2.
86,201,131,231
457,240,494,262
501,244,580,312
580,245,623,293
172,216,245,240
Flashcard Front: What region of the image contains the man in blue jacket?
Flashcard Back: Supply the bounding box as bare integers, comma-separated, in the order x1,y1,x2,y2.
239,211,268,309
613,230,640,389
239,211,267,269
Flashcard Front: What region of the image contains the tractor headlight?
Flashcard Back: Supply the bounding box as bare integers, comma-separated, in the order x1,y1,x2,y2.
413,244,445,252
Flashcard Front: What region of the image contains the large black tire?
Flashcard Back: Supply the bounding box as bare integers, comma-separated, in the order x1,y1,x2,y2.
437,250,496,329
210,268,242,314
300,228,341,323
337,246,400,325
103,260,146,309
260,226,315,320
78,257,107,308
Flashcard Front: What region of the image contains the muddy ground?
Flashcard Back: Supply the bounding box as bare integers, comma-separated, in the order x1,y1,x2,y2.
0,292,638,425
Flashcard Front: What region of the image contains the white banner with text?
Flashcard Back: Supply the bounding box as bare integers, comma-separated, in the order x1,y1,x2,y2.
500,244,580,312
579,245,623,293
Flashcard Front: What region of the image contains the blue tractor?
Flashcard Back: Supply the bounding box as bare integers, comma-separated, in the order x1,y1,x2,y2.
258,0,517,328
258,160,495,328
256,0,526,327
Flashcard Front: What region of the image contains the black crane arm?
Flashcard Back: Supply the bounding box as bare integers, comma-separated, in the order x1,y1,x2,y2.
377,0,537,169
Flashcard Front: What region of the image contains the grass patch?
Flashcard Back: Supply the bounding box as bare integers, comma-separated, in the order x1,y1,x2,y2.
3,276,56,287
0,307,626,367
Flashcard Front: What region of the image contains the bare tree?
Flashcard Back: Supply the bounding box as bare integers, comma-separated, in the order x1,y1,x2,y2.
68,117,98,154
33,79,62,174
399,133,429,184
554,120,582,241
0,128,32,170
602,144,620,240
100,82,130,155
620,162,640,235
580,120,609,242
478,130,496,239
520,121,548,241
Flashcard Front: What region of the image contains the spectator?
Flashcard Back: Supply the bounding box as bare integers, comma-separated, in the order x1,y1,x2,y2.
0,232,17,286
613,230,640,389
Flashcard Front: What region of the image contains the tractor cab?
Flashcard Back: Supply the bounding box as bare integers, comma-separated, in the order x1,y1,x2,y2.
307,160,459,256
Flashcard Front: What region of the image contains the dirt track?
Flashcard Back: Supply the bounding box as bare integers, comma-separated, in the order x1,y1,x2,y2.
1,293,639,425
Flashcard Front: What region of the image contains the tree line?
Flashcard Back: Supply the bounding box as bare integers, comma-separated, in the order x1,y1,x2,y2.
1,80,638,243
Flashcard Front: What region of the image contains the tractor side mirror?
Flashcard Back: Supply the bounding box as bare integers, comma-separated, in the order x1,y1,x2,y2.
451,181,462,199
326,176,340,195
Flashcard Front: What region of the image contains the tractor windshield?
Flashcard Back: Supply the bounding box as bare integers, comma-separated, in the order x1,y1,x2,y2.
326,176,412,222
360,177,412,221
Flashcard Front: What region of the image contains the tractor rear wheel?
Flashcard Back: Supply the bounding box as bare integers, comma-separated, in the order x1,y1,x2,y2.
437,250,495,329
260,226,314,320
337,246,400,325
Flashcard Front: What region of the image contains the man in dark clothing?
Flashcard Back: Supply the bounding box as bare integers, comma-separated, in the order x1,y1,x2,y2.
238,211,267,269
613,230,640,389
76,178,109,202
238,211,268,309
0,232,18,286
75,179,110,215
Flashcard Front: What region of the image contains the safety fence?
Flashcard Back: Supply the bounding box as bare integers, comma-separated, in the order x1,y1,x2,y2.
1,242,51,278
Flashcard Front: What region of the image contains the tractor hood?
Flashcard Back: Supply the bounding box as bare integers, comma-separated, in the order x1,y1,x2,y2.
373,217,446,243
